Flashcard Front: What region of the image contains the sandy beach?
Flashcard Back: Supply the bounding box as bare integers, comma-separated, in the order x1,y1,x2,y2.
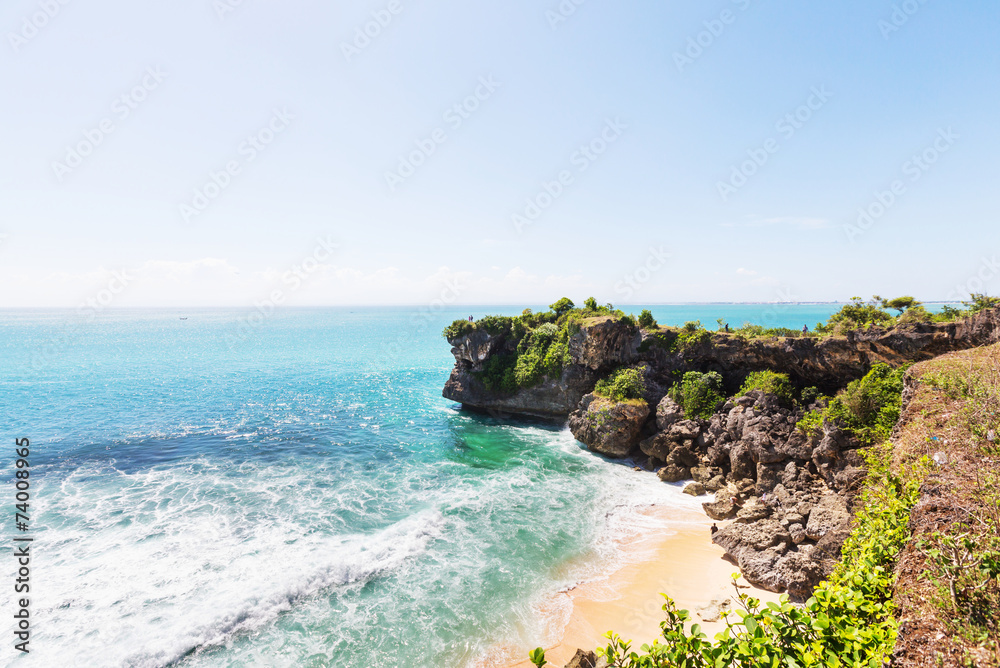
498,505,784,668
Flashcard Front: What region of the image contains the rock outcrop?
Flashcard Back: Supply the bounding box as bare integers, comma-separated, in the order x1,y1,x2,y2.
443,308,1000,418
568,394,650,458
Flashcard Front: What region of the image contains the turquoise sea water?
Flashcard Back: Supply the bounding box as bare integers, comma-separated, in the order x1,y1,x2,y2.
2,304,846,667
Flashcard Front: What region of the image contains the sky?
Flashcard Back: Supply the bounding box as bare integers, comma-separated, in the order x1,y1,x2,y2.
1,0,998,308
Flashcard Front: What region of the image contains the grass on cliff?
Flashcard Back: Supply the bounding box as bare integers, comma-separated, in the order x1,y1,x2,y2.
889,344,1000,666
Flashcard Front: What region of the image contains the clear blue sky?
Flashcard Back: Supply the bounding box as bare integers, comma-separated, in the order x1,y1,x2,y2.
1,0,997,307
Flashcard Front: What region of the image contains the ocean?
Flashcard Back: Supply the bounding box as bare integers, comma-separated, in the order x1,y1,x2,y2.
1,304,844,667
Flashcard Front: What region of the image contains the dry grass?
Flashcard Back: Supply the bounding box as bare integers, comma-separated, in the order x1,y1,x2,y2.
891,343,1000,667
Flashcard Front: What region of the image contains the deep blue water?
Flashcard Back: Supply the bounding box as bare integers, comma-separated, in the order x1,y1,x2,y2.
1,304,852,667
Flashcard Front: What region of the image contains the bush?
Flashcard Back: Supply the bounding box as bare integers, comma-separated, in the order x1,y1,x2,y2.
668,371,724,419
967,293,1000,314
798,363,907,444
897,304,931,324
638,309,657,329
738,370,794,403
594,367,647,402
823,295,893,332
620,314,637,328
443,319,475,339
584,296,598,311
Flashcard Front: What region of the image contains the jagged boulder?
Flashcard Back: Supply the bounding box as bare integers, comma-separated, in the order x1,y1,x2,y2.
669,446,700,468
569,394,649,458
564,648,598,668
683,481,706,496
657,464,690,482
639,432,673,462
805,493,851,541
773,550,825,601
655,395,684,430
703,496,737,520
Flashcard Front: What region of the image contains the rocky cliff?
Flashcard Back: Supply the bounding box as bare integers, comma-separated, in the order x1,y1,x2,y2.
443,307,1000,419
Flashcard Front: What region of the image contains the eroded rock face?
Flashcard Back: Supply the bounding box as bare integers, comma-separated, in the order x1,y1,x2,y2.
568,394,650,458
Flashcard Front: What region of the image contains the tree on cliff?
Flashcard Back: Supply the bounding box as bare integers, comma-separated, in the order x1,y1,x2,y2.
549,298,575,316
882,296,921,315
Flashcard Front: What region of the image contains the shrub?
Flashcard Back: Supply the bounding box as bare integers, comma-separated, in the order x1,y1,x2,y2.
479,315,513,336
897,304,931,324
638,309,657,329
620,314,637,328
738,370,794,403
594,366,646,402
798,363,907,444
668,371,724,419
967,293,1000,314
443,319,475,339
584,296,598,311
823,295,893,332
801,386,821,405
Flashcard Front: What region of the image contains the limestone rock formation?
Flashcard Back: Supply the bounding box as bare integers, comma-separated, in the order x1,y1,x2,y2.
568,394,649,458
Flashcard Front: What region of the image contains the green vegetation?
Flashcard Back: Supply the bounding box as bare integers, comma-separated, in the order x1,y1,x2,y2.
594,366,647,402
883,295,920,315
637,329,679,354
549,297,575,317
445,298,628,395
589,442,928,668
732,323,813,339
528,647,547,667
676,321,711,351
738,370,794,404
669,371,724,420
813,294,997,336
797,363,907,446
638,309,657,329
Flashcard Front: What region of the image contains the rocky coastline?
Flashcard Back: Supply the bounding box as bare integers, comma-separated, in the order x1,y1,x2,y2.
442,307,1000,605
